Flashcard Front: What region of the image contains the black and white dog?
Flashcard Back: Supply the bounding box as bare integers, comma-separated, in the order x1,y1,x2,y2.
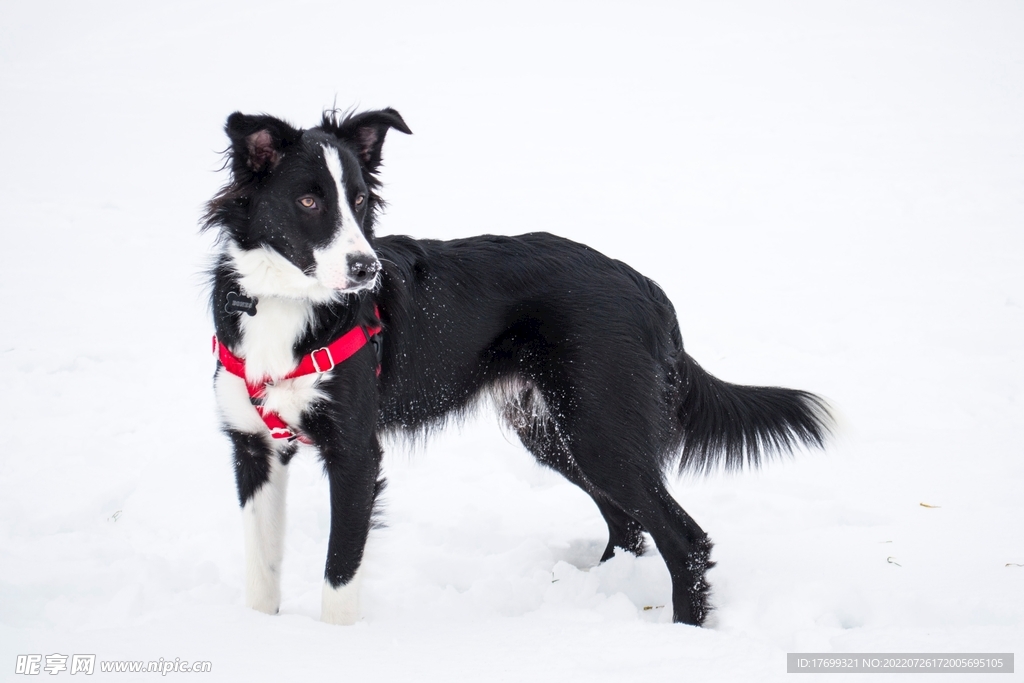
204,107,831,626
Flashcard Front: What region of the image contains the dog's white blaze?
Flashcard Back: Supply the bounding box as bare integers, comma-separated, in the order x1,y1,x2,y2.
321,569,362,625
314,144,376,292
243,455,289,615
226,242,336,303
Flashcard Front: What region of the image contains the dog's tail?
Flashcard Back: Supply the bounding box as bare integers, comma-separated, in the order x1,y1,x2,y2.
672,351,833,473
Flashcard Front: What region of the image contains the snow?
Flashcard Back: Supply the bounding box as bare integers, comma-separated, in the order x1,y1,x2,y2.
1,1,1022,680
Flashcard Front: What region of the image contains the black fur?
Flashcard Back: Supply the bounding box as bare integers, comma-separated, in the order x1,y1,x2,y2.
205,108,832,626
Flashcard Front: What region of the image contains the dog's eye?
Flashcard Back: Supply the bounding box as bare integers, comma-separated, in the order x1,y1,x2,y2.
298,196,318,210
354,194,366,208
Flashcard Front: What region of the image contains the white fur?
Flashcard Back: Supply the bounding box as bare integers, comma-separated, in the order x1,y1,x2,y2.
262,375,326,428
214,367,266,434
235,294,312,382
315,144,377,292
226,241,338,303
321,568,362,625
243,455,289,615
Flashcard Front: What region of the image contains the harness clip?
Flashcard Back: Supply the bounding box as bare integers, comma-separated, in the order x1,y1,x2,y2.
311,347,336,373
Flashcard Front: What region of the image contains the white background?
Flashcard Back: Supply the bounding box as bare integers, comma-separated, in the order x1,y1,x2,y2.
1,1,1022,680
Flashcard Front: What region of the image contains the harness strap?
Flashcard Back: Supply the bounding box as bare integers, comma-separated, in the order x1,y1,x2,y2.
213,313,382,443
280,321,382,380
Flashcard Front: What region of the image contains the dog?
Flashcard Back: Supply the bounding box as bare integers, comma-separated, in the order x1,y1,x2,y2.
203,107,832,626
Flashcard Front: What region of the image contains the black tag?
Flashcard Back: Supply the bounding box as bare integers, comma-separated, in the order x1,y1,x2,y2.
226,291,258,316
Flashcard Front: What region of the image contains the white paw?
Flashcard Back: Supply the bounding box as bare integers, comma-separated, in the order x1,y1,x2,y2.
246,589,280,615
321,572,361,625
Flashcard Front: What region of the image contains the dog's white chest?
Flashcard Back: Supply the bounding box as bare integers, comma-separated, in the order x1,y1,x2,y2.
237,297,312,381
215,296,325,435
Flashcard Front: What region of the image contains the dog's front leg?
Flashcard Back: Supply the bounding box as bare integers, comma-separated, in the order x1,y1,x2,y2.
317,436,383,625
227,430,292,615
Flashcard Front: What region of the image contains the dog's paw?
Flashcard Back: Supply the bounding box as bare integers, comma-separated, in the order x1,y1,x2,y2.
246,575,281,615
246,589,281,616
321,575,361,625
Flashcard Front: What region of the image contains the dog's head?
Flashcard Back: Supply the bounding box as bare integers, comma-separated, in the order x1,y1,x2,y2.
205,108,411,301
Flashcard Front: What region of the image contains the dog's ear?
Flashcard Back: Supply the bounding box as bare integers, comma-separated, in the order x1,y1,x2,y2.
224,113,300,176
322,108,412,171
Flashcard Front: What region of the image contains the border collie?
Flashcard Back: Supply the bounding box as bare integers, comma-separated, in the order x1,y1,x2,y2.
203,107,832,626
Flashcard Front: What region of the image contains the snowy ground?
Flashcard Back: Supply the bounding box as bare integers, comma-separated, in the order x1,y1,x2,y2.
1,1,1022,680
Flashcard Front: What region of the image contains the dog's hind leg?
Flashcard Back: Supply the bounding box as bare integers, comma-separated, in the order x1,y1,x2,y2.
565,434,714,626
533,378,714,625
591,497,646,561
622,482,713,626
502,387,646,562
227,429,293,616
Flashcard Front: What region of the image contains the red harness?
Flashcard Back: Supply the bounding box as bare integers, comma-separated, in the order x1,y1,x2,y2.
213,316,382,444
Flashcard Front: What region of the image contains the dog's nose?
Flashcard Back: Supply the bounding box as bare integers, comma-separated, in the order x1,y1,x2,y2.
347,256,380,286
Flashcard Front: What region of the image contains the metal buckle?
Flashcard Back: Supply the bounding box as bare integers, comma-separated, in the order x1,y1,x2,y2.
268,426,294,439
311,347,335,373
